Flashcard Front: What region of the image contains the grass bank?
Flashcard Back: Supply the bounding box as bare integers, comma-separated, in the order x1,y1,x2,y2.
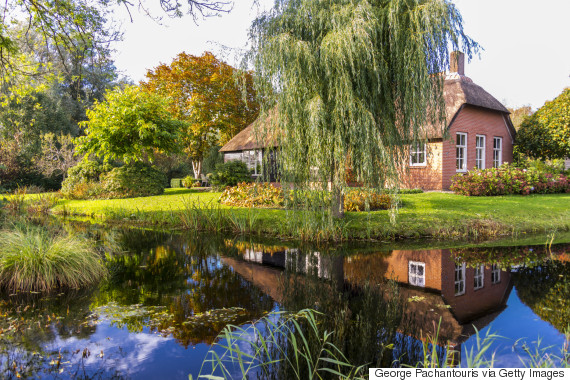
37,189,570,242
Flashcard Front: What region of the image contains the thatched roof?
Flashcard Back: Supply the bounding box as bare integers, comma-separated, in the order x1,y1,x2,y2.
219,108,280,152
220,75,514,152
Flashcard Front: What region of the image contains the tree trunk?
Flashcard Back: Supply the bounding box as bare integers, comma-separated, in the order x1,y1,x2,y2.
192,160,202,179
331,184,345,219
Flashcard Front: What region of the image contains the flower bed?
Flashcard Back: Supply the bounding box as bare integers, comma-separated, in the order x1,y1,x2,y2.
220,182,392,211
220,182,284,208
450,164,570,196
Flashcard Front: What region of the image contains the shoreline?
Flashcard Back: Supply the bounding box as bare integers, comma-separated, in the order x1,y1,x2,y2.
37,189,570,243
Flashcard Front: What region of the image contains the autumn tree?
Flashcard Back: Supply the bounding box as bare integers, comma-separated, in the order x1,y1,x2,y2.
76,85,183,164
249,0,477,218
507,105,533,130
142,51,259,178
516,88,570,160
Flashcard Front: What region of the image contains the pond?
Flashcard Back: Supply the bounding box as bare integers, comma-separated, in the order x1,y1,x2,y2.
1,220,569,378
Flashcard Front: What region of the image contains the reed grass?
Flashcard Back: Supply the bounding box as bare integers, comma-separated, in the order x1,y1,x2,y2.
3,186,27,212
198,310,570,378
25,193,61,214
197,309,367,380
0,226,107,292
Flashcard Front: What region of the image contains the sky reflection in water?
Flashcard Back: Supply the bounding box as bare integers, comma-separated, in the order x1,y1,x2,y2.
0,225,568,378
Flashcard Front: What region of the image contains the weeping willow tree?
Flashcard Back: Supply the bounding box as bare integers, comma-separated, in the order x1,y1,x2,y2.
248,0,478,218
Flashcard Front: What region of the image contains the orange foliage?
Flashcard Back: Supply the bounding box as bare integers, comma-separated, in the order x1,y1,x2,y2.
141,52,260,164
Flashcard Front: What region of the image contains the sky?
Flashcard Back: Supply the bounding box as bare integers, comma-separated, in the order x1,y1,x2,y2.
112,0,570,110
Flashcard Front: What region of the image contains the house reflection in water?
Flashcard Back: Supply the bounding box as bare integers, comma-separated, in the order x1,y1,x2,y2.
343,249,512,349
223,244,512,350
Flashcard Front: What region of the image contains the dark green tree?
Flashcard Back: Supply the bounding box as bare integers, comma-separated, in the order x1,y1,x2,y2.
516,88,570,160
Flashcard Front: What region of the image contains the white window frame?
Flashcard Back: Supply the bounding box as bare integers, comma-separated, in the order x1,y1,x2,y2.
408,261,426,287
475,135,486,169
474,264,485,290
493,137,503,168
243,150,263,176
456,133,467,172
455,263,466,296
491,264,501,284
409,142,427,167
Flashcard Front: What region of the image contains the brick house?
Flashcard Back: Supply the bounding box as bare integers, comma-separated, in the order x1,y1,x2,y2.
220,52,516,190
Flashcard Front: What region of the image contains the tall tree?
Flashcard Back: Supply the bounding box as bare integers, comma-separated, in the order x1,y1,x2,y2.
0,26,120,189
76,85,183,164
0,0,231,81
142,51,259,178
507,105,533,130
249,0,478,217
516,88,570,160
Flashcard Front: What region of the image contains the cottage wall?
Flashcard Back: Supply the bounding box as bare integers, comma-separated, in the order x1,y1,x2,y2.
442,105,514,190
398,141,444,190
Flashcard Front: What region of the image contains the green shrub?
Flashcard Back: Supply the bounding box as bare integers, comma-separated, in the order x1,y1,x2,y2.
209,161,253,188
181,175,200,188
220,182,284,208
396,188,424,194
0,226,107,292
62,161,167,199
516,158,568,175
450,163,570,196
101,163,167,198
170,178,183,188
61,160,113,199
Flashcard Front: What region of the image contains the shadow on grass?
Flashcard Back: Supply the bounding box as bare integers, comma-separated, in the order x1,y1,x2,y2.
163,188,207,196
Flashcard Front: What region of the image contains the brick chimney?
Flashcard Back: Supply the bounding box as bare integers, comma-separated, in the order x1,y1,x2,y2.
450,51,465,75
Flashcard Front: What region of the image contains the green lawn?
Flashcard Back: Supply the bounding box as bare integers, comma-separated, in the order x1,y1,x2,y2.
45,188,570,241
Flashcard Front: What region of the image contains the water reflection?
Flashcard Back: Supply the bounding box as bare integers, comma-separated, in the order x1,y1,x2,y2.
0,223,568,378
223,240,569,367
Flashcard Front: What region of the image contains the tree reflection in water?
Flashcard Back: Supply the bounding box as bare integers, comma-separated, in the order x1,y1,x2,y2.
0,222,568,378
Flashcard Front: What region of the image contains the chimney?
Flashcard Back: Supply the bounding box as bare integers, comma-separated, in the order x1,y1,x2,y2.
450,51,465,75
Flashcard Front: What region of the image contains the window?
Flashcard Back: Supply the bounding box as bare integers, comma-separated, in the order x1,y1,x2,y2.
243,150,263,176
456,133,467,172
408,261,426,287
410,142,427,166
454,263,465,295
474,265,484,290
493,137,502,168
491,264,501,284
476,135,486,169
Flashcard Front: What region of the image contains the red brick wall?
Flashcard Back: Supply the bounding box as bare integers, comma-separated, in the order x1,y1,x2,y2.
442,106,514,190
399,141,444,190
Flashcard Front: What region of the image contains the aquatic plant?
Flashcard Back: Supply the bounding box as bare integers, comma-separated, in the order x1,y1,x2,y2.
198,309,368,380
25,193,61,214
3,186,27,212
0,226,107,292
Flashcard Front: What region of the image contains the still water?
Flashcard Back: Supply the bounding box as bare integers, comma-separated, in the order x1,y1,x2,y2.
1,223,568,378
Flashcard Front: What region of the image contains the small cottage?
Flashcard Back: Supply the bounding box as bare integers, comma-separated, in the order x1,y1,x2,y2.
220,52,516,190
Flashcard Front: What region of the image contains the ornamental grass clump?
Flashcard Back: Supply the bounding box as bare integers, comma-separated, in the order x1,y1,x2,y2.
0,227,107,292
450,164,570,196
